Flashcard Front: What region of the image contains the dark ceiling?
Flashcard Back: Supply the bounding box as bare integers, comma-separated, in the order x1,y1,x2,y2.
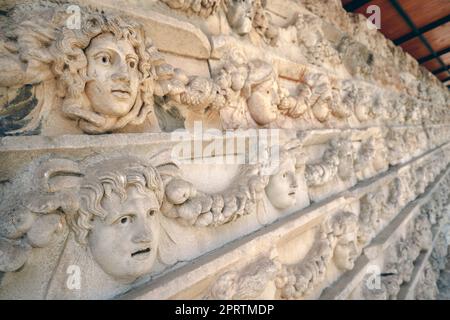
341,0,450,89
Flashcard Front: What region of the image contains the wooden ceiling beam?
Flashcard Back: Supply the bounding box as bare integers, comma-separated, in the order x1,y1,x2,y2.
389,0,448,85
418,47,450,64
344,0,373,12
393,15,450,45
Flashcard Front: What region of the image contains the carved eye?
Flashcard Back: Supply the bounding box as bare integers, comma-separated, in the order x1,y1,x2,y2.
128,59,137,69
282,172,287,178
148,209,156,217
99,54,111,65
118,215,134,225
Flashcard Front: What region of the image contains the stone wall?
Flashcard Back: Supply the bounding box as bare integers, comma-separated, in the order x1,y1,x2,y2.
0,0,449,299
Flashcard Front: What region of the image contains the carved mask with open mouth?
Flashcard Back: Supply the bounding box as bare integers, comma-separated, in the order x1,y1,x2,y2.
88,185,160,283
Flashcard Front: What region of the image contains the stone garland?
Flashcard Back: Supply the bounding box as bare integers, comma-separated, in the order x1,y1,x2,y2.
0,0,449,300
159,0,447,95
202,167,450,300
0,135,446,296
0,2,448,135
358,174,450,300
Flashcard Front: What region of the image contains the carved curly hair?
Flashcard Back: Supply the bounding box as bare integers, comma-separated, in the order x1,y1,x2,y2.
329,211,359,242
50,9,169,133
68,158,164,245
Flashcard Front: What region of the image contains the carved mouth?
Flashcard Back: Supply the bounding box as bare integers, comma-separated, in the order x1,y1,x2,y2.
131,248,151,260
111,89,131,99
288,190,296,196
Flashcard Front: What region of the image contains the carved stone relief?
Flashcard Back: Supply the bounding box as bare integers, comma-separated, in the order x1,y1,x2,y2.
294,12,340,67
1,0,450,301
277,211,359,299
0,4,187,135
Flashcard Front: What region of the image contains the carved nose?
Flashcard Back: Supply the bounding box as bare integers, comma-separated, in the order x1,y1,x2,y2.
112,72,129,83
132,223,153,243
112,63,130,83
350,242,358,255
273,93,281,105
289,173,298,188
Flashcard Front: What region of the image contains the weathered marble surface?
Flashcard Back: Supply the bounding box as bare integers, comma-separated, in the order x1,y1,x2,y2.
0,0,449,300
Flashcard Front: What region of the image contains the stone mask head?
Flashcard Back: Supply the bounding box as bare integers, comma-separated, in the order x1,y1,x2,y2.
85,32,140,118
265,149,298,210
70,158,164,283
52,14,159,134
331,212,359,271
225,0,256,35
245,60,281,126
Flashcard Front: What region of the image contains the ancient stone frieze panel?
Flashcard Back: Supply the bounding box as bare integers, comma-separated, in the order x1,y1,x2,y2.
0,0,449,300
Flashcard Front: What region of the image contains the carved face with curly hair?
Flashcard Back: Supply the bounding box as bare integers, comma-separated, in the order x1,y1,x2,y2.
68,158,164,283
224,0,256,35
52,13,162,134
330,212,359,271
244,60,281,126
